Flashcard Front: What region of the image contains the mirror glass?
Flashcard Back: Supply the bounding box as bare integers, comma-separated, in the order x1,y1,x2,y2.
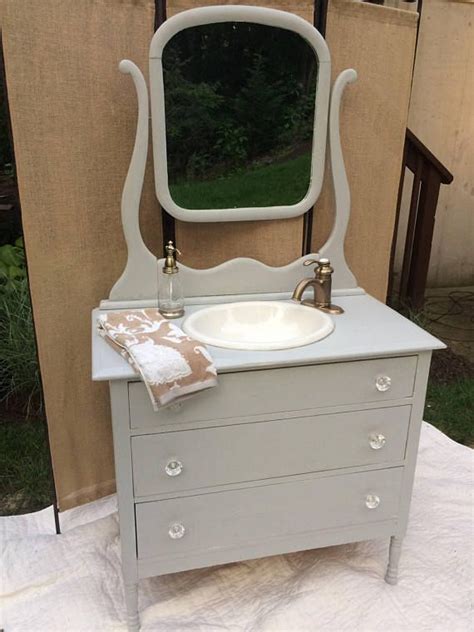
162,23,318,210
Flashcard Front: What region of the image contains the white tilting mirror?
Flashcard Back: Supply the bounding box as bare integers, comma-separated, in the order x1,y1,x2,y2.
149,6,331,222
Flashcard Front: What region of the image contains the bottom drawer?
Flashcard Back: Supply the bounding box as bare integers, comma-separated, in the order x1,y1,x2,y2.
136,467,403,561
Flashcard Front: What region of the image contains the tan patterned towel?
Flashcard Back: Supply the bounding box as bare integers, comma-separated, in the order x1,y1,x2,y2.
97,309,217,410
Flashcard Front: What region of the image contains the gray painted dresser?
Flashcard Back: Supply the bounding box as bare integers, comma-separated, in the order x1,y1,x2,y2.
92,293,444,631
92,7,444,629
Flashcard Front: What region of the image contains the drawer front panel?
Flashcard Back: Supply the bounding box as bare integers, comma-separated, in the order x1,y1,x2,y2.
136,467,403,560
129,356,417,430
132,406,410,497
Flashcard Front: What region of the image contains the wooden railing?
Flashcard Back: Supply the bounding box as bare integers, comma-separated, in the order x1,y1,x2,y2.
388,128,453,309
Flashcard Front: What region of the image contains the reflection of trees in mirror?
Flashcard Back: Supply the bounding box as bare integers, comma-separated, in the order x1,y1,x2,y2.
163,22,317,204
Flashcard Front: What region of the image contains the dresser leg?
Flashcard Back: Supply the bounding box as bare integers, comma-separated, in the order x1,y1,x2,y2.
385,536,403,585
124,581,140,631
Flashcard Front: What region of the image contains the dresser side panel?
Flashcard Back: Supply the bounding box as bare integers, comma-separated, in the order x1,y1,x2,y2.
110,381,138,582
396,351,432,536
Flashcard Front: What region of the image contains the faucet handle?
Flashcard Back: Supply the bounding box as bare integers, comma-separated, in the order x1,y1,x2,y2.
303,257,330,267
303,258,321,268
304,257,334,281
303,257,332,273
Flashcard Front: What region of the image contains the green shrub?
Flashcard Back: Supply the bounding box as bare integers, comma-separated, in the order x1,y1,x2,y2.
0,238,26,284
214,121,248,168
163,50,224,178
0,239,43,416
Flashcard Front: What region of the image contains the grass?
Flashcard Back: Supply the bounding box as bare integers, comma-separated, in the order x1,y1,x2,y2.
0,243,52,516
394,295,474,446
425,378,474,446
0,417,54,515
0,277,43,417
170,152,311,209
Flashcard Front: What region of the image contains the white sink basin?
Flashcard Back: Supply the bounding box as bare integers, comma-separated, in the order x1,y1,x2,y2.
183,301,334,351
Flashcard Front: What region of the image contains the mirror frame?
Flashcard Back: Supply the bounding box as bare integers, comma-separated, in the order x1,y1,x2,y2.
149,6,331,223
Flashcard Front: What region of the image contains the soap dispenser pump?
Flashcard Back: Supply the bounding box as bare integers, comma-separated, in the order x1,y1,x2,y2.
158,241,184,318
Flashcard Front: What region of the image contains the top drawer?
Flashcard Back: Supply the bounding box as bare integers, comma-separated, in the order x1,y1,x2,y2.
129,356,417,430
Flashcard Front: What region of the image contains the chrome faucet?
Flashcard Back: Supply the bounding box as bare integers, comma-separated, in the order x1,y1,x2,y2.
292,258,343,315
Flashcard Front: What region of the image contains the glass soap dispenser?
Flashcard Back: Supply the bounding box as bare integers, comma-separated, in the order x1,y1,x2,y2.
158,241,184,318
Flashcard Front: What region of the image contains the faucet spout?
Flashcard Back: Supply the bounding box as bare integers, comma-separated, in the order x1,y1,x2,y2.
292,278,316,303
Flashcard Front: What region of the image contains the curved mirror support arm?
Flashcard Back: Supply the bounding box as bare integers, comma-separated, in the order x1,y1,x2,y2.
108,60,158,303
319,69,358,290
104,64,361,308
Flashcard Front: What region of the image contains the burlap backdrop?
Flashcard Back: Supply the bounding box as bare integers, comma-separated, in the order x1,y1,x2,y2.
1,0,417,509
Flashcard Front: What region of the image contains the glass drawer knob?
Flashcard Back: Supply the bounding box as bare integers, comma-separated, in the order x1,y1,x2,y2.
165,459,183,477
365,494,381,509
375,375,392,392
369,433,386,450
168,523,186,539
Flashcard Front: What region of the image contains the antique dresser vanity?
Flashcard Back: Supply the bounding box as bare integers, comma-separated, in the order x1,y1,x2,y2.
92,7,443,630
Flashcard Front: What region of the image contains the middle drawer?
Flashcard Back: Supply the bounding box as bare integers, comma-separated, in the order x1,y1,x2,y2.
131,405,410,498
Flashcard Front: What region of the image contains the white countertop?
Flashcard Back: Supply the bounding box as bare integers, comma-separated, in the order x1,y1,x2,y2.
91,293,444,382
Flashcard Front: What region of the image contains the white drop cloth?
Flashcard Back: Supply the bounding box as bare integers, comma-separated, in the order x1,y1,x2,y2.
1,422,472,632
